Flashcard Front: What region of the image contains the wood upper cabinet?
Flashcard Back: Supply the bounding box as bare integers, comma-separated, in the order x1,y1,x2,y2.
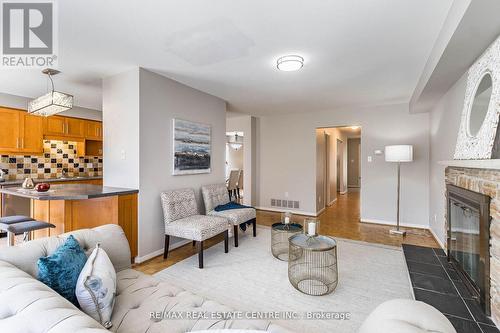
0,107,43,154
44,116,85,137
44,116,66,136
20,113,43,153
86,121,102,141
66,117,85,137
0,108,21,151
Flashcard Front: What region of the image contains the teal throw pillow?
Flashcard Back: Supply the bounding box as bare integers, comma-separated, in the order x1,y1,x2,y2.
37,235,87,306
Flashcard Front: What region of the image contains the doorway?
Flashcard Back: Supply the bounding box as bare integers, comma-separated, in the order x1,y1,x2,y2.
226,131,244,202
315,126,361,216
347,138,361,188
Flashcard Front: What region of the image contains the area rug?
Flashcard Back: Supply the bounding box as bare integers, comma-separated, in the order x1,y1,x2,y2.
154,227,412,333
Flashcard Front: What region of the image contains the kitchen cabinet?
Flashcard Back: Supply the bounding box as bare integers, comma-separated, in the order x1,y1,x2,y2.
0,107,43,154
86,120,102,141
66,117,85,137
44,116,66,136
20,113,43,153
44,116,85,138
0,108,21,151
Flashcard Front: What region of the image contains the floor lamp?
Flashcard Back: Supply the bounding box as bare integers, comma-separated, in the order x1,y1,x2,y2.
385,145,413,236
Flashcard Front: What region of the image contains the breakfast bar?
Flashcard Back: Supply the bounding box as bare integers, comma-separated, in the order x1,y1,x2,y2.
0,184,138,257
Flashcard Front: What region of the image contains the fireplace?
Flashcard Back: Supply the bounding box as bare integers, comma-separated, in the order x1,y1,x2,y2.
447,184,491,315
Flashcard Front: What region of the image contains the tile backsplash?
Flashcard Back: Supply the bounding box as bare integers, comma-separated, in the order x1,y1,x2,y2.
0,140,102,180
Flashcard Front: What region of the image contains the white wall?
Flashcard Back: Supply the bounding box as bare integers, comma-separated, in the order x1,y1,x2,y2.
226,115,256,205
102,68,140,189
429,72,468,246
139,68,226,259
257,103,430,227
0,92,102,120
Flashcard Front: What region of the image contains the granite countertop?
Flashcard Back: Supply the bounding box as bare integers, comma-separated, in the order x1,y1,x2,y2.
0,176,103,186
0,184,138,200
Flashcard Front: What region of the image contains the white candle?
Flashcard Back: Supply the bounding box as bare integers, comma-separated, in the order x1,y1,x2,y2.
307,222,316,236
284,216,290,224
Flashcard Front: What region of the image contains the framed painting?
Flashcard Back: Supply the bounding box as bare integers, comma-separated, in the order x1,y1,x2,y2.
173,118,211,175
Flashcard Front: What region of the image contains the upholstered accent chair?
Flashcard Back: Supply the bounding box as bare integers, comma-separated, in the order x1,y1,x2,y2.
160,188,229,268
201,183,256,247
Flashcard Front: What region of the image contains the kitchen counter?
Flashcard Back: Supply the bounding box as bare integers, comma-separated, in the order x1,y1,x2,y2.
0,183,138,259
0,184,137,200
0,176,103,186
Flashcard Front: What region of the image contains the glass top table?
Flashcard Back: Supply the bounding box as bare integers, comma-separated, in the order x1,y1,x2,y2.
271,222,303,261
288,233,338,296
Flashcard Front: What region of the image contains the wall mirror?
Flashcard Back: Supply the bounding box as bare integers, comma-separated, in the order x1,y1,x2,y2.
454,36,500,160
468,73,493,137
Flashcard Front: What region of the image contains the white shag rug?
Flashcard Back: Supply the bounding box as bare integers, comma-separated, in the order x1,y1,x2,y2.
154,227,412,333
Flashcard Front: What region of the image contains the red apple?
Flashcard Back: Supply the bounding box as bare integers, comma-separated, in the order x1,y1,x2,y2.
35,183,50,192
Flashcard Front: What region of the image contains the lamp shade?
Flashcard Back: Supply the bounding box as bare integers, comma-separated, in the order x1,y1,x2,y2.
385,145,413,162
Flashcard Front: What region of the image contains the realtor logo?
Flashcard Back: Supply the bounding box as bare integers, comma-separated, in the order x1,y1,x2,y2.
1,1,58,67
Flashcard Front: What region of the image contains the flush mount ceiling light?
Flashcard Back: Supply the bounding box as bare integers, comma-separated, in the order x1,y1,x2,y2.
28,68,73,117
276,55,304,72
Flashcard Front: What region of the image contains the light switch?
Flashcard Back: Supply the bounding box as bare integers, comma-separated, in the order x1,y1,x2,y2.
367,156,373,162
120,149,126,160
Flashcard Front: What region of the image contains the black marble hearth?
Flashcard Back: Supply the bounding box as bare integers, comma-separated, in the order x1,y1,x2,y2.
403,244,499,333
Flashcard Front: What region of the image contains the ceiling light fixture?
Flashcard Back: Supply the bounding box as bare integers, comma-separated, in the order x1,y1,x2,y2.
350,126,360,130
28,68,73,117
276,55,304,72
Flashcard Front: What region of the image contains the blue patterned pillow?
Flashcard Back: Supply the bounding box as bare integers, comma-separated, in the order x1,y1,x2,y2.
37,235,87,306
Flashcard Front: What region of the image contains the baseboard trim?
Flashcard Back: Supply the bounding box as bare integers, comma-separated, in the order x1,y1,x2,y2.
339,191,348,195
360,218,429,230
327,198,337,206
316,207,326,216
255,206,317,216
134,239,191,264
428,226,445,250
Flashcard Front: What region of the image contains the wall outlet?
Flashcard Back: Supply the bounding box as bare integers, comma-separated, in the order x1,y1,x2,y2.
120,149,126,160
367,156,372,162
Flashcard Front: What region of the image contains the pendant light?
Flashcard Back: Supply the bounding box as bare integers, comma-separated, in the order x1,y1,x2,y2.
28,68,73,116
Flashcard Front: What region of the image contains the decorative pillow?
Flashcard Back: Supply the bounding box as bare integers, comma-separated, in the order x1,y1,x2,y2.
76,243,116,328
37,235,87,306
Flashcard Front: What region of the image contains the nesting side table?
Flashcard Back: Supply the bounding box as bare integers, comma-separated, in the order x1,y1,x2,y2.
271,222,303,261
288,234,338,296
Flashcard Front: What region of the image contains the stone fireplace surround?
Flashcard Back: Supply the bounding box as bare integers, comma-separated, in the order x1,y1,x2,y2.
445,166,500,326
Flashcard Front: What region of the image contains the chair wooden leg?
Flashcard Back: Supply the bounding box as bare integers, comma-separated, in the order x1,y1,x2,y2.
163,235,170,259
237,188,241,198
197,240,204,269
192,240,196,246
233,225,239,247
228,189,232,201
224,230,229,253
252,218,257,237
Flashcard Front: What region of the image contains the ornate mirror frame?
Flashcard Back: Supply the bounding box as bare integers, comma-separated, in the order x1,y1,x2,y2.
454,37,500,160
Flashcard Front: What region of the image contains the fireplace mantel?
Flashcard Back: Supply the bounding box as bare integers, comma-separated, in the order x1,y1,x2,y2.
439,159,500,170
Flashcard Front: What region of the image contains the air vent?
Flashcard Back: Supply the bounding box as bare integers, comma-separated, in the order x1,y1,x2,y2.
270,198,300,210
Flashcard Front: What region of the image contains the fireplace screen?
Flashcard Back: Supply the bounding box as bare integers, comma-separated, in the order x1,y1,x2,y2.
447,184,491,315
449,198,481,287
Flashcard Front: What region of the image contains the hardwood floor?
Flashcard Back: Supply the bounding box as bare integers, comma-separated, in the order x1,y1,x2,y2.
135,190,439,274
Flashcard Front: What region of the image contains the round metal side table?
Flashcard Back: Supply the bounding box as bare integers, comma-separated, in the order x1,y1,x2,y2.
271,222,303,261
288,234,338,296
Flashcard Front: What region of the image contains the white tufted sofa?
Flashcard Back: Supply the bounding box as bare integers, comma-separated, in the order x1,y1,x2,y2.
0,224,290,333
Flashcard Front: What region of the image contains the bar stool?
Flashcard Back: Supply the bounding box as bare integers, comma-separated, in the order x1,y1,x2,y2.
0,215,35,245
0,216,54,246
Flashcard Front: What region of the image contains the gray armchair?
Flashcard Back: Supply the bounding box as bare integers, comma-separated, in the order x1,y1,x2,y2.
201,183,256,247
160,188,229,268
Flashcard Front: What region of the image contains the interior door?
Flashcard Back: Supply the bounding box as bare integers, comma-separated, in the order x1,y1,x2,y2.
0,108,21,151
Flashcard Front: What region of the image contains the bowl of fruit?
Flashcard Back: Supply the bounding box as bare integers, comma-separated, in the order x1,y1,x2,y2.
35,183,50,192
